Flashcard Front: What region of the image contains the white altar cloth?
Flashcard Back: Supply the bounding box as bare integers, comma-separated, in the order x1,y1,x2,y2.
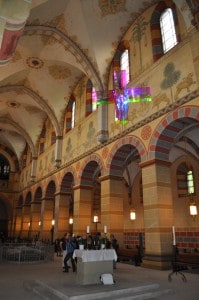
73,249,117,284
73,249,117,262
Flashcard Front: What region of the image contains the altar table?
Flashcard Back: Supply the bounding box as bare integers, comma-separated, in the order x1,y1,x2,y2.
73,249,117,285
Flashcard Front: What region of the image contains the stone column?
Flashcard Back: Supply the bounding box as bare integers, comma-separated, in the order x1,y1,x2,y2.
100,175,124,242
140,159,174,270
14,207,22,238
30,201,42,239
73,184,93,236
55,136,62,168
54,192,70,239
21,204,31,239
97,91,109,143
30,157,37,182
40,197,54,241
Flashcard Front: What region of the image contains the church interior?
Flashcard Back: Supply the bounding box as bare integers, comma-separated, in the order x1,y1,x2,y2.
0,0,198,270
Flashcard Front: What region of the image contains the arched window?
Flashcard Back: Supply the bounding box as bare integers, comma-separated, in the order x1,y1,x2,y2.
187,170,194,194
120,49,130,85
65,97,76,133
160,8,177,53
71,101,75,129
0,155,10,179
177,163,195,197
151,1,180,62
92,87,97,112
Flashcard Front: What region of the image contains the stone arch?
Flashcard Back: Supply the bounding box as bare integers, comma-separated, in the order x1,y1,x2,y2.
107,135,147,176
150,0,181,62
60,172,75,194
148,106,199,161
45,180,57,198
79,154,105,185
0,147,19,172
17,195,23,207
33,186,42,202
25,191,32,205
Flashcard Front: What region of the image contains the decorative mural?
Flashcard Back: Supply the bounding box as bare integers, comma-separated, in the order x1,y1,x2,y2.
99,0,126,17
174,73,196,99
48,65,72,80
65,138,72,154
160,62,180,103
87,121,96,140
131,16,148,70
141,125,152,140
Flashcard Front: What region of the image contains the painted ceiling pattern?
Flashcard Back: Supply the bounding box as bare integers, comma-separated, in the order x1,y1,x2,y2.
0,0,195,164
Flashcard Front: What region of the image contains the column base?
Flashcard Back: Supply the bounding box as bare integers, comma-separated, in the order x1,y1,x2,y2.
141,253,172,270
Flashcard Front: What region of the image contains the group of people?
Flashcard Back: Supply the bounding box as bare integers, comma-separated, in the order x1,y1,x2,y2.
57,232,119,273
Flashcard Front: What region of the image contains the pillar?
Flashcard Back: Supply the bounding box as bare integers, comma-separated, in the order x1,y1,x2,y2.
40,197,54,241
54,192,70,239
21,204,31,239
97,91,109,143
140,159,174,270
73,184,93,236
100,175,124,242
30,201,42,239
14,207,22,238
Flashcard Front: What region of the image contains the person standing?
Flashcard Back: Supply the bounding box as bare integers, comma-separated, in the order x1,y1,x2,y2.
60,233,67,269
63,233,76,273
110,234,119,269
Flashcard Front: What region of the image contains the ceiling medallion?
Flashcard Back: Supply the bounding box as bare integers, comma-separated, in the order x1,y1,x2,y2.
7,101,20,108
26,57,44,69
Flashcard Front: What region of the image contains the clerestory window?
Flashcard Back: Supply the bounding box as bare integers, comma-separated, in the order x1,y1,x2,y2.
160,8,177,53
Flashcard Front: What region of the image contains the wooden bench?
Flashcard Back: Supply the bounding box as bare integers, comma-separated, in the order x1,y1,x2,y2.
118,247,143,266
168,248,199,282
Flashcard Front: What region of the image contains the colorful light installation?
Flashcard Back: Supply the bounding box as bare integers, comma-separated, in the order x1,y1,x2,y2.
93,70,152,124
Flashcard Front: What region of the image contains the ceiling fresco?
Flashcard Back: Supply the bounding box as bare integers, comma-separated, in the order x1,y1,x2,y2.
0,0,195,161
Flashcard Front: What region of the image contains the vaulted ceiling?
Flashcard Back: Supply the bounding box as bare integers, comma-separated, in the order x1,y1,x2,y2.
0,0,195,163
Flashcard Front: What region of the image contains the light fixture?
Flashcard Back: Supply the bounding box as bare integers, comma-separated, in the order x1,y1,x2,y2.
189,202,197,217
130,209,136,220
69,217,73,224
188,194,198,219
52,219,55,226
93,215,99,223
38,221,41,226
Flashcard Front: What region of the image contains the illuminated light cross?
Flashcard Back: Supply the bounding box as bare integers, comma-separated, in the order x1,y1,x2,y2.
93,70,152,124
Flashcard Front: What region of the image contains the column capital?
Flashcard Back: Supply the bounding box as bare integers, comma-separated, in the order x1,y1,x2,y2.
139,159,171,168
99,174,123,182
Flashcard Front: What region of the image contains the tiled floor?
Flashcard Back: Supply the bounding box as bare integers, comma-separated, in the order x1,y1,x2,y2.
0,255,198,299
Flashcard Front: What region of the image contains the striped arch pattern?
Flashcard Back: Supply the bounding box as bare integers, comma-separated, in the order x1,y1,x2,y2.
112,41,130,80
85,79,93,117
45,180,56,199
149,106,199,161
79,154,105,186
17,195,23,207
65,97,75,133
34,186,42,202
60,172,74,194
25,191,32,205
107,136,147,176
150,0,180,62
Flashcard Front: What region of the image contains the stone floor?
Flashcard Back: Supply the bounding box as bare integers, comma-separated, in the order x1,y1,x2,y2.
0,255,198,299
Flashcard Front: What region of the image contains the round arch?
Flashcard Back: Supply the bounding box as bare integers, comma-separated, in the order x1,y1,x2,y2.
148,106,199,161
79,154,105,185
107,135,147,176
